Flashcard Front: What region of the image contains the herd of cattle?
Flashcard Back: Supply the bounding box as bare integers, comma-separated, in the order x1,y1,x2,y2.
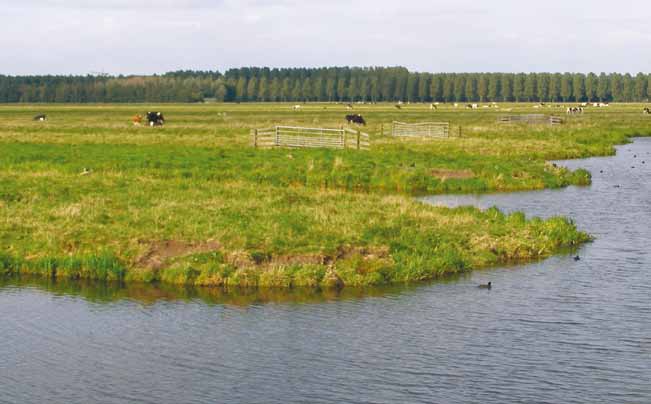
28,105,651,127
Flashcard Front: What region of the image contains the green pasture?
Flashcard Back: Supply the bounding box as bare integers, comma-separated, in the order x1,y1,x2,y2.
1,102,648,287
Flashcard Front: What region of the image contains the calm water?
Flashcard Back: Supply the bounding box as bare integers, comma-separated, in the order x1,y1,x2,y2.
2,140,651,404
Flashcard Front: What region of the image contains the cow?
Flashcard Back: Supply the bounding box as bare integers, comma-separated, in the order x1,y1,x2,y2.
644,107,651,114
345,114,366,125
429,103,437,110
292,105,302,111
132,114,143,126
395,104,402,109
147,111,165,126
346,103,353,110
33,114,47,121
566,107,583,114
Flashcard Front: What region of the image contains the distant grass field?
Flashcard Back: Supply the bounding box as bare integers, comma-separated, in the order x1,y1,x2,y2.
1,102,649,287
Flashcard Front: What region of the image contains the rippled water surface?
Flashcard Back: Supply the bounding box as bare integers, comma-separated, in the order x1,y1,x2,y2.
2,139,651,404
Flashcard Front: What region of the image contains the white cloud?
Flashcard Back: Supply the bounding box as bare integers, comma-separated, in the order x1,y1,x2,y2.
1,0,650,74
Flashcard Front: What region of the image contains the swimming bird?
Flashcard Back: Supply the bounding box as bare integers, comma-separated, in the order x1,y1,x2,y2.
478,282,492,289
573,255,581,261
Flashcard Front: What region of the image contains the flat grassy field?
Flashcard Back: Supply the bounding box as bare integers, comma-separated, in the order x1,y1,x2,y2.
1,102,648,287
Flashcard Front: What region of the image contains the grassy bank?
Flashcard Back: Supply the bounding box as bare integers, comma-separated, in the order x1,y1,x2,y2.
1,102,647,287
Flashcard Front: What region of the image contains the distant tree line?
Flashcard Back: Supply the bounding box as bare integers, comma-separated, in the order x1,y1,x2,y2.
1,67,650,103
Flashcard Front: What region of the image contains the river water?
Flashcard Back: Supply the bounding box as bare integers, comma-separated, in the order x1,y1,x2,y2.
2,139,651,404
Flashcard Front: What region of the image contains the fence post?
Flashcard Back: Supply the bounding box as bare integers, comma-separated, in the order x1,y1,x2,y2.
381,123,384,137
275,126,279,146
252,129,258,148
357,130,361,150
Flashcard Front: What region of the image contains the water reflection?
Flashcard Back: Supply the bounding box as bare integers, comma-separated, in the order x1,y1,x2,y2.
0,273,472,307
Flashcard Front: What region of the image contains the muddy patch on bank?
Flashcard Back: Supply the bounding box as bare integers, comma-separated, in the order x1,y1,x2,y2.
430,168,474,180
137,240,222,270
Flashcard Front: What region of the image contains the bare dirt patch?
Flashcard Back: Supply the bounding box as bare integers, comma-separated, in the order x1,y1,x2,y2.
137,240,222,270
136,240,391,272
430,168,474,180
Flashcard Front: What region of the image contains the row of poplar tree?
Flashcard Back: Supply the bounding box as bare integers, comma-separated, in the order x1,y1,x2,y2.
1,67,650,103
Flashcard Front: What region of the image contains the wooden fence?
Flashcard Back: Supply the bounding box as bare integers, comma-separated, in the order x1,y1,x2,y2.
391,121,450,138
498,115,562,125
252,126,370,150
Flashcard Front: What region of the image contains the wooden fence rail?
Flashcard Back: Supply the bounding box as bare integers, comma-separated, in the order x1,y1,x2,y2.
252,126,370,150
391,121,450,138
498,115,562,125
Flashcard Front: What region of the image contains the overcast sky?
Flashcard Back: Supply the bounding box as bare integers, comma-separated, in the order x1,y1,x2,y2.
2,0,650,75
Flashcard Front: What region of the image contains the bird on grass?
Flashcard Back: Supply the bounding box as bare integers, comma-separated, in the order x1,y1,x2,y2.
478,282,492,289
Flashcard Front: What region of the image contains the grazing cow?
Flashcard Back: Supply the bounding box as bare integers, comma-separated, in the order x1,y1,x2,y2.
33,114,47,121
146,111,165,126
292,105,302,111
132,114,143,126
345,114,366,125
395,104,402,109
429,103,437,110
566,107,584,115
644,107,650,114
346,103,353,110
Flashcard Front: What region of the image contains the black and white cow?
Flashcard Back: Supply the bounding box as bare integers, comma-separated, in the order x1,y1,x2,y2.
345,114,366,125
33,114,47,121
643,107,650,114
146,111,165,126
566,107,583,115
